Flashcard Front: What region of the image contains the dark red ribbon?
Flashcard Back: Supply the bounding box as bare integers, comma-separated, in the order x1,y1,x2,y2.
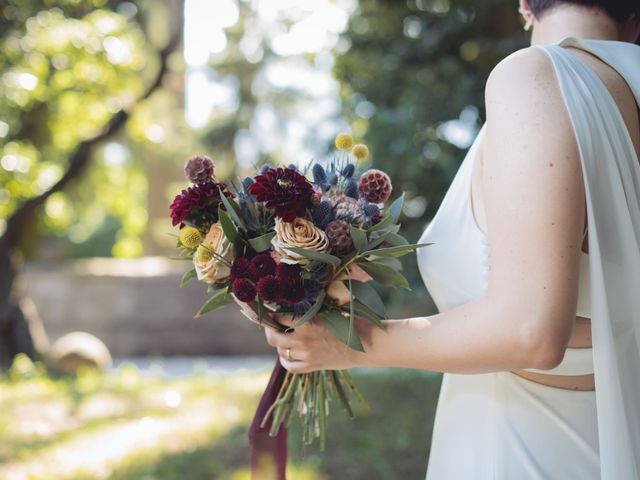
249,356,288,479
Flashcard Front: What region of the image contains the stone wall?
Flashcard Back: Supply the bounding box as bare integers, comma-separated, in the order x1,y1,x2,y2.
23,257,273,356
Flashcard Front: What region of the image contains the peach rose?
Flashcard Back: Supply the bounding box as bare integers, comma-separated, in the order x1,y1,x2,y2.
271,217,330,265
194,222,235,283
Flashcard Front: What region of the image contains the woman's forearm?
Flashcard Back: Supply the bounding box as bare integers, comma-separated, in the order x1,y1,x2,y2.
351,297,559,373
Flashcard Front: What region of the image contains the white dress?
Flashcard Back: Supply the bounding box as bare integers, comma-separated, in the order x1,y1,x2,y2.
417,36,640,479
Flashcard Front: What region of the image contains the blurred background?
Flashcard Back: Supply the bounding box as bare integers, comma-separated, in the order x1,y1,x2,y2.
0,0,528,478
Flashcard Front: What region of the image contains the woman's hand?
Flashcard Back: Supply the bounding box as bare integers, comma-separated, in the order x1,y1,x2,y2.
264,313,369,373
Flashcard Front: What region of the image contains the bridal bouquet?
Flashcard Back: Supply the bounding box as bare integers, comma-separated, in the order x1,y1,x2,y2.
169,133,428,450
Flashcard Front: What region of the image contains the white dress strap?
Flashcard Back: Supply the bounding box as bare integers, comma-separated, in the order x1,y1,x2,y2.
532,38,640,480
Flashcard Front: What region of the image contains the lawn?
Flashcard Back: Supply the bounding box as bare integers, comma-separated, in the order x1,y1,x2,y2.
0,354,441,480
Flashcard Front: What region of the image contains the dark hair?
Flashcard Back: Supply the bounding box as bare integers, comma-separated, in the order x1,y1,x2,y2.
528,0,640,22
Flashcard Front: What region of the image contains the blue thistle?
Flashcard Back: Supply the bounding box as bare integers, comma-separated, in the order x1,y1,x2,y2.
288,163,298,171
312,163,327,185
327,172,338,186
242,176,254,190
260,164,270,173
342,164,355,178
362,203,380,217
312,201,335,229
345,178,359,199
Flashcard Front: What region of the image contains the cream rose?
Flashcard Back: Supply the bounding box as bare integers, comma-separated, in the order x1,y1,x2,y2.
194,222,235,283
271,217,330,265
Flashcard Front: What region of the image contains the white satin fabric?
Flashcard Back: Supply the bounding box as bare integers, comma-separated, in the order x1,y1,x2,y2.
417,36,640,479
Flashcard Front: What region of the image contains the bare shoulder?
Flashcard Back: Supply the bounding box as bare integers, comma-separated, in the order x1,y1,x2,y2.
486,46,556,98
483,46,574,149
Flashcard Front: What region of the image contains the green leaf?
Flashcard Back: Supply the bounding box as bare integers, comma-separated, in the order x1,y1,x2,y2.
218,188,245,230
292,291,326,327
248,232,275,252
350,225,368,253
194,288,232,318
358,261,411,290
218,206,239,244
363,242,432,258
342,300,385,328
318,310,365,352
388,194,404,222
348,280,386,317
180,268,197,287
284,247,341,267
367,213,394,232
384,232,409,247
371,257,403,271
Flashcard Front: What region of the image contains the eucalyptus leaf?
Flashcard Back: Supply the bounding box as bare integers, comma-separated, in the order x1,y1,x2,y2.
180,268,197,287
248,232,276,252
218,188,245,230
372,257,403,271
348,280,386,317
368,213,394,232
318,310,365,352
358,261,411,290
292,291,326,327
363,242,432,258
218,206,239,244
350,225,368,252
284,247,341,267
342,300,385,328
194,288,232,318
384,232,409,246
388,194,404,222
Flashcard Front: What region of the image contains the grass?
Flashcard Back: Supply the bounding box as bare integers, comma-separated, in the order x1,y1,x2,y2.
0,354,441,480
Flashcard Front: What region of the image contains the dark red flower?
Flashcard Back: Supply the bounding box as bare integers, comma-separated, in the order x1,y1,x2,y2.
231,258,253,280
250,253,276,280
257,275,281,302
232,278,256,302
280,281,305,304
169,182,233,228
248,167,314,222
275,263,302,284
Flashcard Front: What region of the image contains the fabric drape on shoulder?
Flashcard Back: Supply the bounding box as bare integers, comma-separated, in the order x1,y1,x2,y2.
532,37,640,479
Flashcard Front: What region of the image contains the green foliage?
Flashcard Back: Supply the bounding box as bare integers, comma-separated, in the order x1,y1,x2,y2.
334,0,528,301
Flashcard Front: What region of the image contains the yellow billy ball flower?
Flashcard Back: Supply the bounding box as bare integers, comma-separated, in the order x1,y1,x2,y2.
179,226,202,249
194,244,214,264
352,144,369,161
335,133,354,150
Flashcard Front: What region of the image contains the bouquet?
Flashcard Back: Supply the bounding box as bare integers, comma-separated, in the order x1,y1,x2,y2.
169,133,429,454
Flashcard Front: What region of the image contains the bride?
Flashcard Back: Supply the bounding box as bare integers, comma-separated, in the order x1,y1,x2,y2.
262,1,640,478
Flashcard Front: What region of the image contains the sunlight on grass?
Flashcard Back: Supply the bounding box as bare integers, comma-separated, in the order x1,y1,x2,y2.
0,354,441,479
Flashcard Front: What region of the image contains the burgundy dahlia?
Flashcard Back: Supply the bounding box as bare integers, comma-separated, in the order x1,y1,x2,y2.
248,167,314,222
257,275,281,302
358,169,392,204
232,278,256,302
184,155,214,185
231,258,253,280
250,253,276,280
169,182,233,228
275,263,302,284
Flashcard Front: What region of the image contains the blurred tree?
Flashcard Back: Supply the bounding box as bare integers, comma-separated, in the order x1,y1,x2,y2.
0,0,182,370
333,0,529,305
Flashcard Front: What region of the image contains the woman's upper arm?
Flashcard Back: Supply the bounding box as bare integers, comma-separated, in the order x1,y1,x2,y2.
481,48,586,362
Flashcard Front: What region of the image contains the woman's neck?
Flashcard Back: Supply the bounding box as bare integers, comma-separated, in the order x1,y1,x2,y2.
530,6,623,45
